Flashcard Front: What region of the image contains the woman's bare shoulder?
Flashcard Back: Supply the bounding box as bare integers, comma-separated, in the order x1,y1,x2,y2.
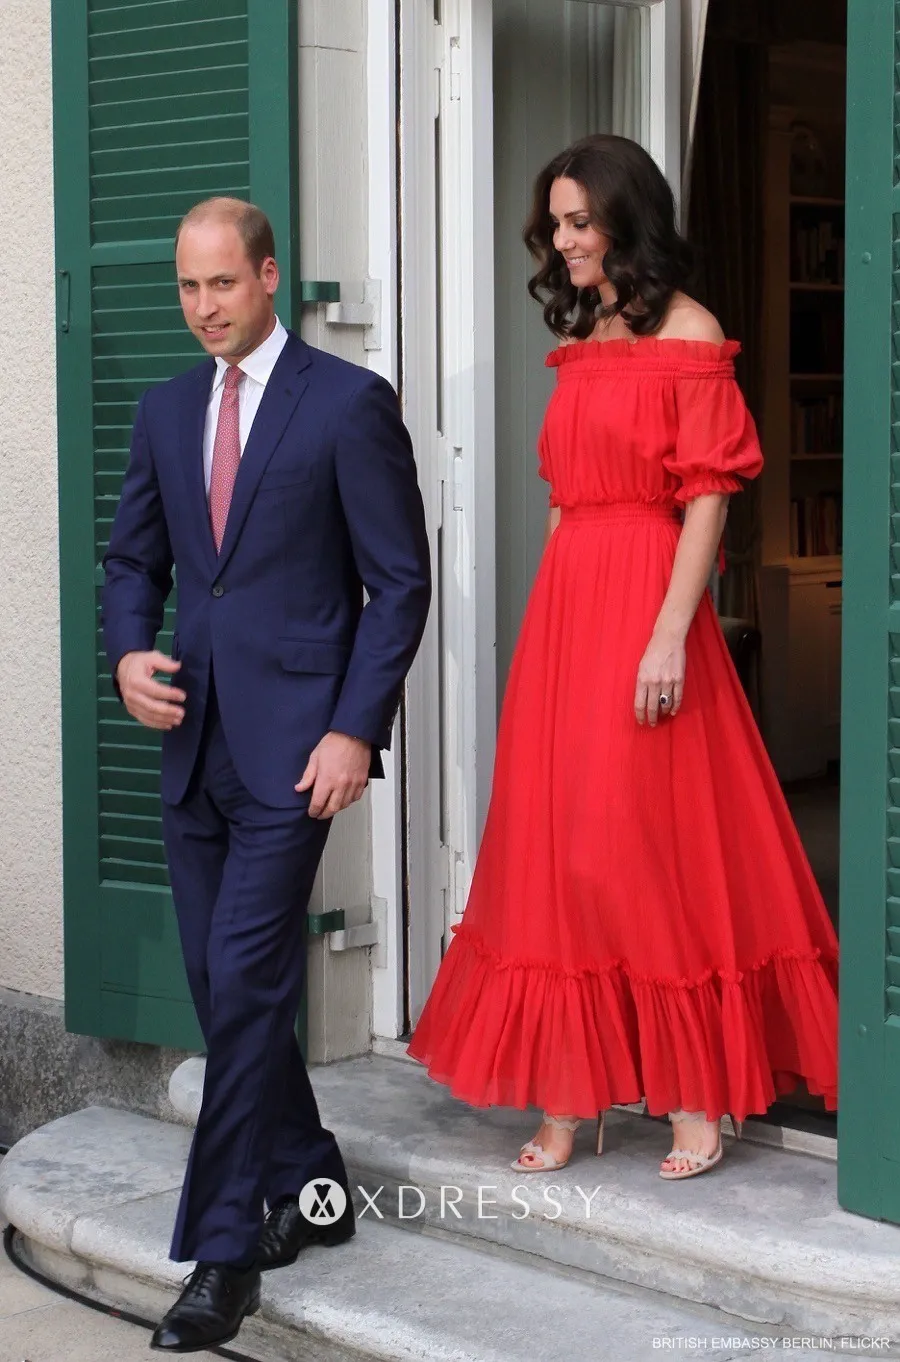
655,295,726,344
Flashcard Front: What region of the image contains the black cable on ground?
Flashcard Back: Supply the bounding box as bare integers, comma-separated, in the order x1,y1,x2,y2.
3,1224,267,1362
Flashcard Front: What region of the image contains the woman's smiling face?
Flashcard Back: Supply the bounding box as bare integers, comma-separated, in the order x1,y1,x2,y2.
548,176,610,290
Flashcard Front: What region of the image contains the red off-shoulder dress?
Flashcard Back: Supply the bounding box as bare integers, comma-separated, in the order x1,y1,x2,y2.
408,338,839,1121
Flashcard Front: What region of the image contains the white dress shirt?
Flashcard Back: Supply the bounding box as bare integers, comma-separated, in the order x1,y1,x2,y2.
202,316,289,493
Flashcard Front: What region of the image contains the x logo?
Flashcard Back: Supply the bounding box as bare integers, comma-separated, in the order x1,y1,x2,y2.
309,1183,335,1220
297,1177,349,1226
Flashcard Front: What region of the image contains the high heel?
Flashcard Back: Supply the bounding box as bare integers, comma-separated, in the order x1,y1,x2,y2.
659,1109,722,1181
511,1110,605,1173
659,1109,742,1180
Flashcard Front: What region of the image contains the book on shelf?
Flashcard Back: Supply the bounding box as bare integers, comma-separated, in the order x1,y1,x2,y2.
790,392,843,454
790,217,845,285
789,492,842,558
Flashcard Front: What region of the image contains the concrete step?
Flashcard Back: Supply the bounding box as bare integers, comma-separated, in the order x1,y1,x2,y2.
169,1052,900,1343
0,1105,853,1362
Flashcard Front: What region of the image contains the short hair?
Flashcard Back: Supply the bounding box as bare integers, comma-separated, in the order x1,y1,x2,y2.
175,198,276,273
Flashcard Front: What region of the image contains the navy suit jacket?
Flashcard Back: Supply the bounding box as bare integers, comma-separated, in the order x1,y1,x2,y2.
102,331,432,808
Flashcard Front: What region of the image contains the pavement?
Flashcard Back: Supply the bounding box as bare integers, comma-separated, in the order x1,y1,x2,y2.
0,1218,164,1362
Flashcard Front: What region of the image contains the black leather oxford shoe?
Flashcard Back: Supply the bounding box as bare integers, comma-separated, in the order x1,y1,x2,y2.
150,1261,261,1352
257,1185,356,1270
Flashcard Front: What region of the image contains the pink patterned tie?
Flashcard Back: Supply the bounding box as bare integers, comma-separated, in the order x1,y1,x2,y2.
209,364,244,553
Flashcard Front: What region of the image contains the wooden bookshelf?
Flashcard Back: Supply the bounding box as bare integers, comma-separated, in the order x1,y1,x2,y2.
759,95,845,780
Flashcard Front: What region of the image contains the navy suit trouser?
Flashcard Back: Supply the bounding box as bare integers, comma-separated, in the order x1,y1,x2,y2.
161,677,348,1264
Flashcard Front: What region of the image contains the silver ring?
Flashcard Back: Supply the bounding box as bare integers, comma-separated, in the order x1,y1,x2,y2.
659,693,671,708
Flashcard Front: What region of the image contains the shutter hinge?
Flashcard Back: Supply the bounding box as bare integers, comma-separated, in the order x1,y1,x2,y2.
441,847,467,919
449,38,462,101
325,896,387,956
324,279,382,351
452,448,464,511
438,842,452,891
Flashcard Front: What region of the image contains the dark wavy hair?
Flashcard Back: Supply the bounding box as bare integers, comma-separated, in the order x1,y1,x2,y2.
523,134,693,339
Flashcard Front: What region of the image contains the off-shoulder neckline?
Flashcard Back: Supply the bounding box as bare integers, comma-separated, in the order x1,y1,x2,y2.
546,337,741,368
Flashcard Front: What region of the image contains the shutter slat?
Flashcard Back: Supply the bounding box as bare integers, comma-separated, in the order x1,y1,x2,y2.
91,50,248,89
90,90,248,131
102,862,170,888
102,813,167,840
93,160,250,199
99,721,166,750
100,790,165,815
93,201,249,245
90,20,247,61
93,113,247,153
101,834,167,865
90,0,243,27
93,136,249,176
99,767,165,797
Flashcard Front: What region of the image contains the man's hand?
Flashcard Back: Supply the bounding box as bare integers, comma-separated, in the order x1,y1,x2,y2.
295,732,371,818
116,651,186,730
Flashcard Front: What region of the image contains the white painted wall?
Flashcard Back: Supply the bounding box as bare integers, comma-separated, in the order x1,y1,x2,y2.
0,0,64,1000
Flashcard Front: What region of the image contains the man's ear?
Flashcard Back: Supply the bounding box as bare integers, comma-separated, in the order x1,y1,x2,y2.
261,256,280,297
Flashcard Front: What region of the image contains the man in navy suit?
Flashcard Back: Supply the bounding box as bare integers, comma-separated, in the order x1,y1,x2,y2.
102,197,431,1352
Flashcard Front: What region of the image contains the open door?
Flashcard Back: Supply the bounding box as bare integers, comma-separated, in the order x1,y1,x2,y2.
405,0,686,1027
838,0,900,1223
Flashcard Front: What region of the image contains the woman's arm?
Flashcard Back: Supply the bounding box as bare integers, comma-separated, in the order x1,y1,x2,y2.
543,506,562,550
634,493,727,727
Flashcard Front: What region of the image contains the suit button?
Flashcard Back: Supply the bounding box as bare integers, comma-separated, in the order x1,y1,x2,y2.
211,584,224,598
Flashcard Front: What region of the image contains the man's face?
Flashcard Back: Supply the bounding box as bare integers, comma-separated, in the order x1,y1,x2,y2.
176,221,279,362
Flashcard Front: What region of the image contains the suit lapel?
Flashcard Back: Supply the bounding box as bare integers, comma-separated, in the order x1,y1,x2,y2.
215,332,312,572
180,358,218,577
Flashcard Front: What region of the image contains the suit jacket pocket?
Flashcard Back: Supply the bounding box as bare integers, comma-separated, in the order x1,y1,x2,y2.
278,638,352,674
257,467,313,490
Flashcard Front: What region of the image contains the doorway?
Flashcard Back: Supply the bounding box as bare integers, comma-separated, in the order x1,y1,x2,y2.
487,0,845,1140
400,0,900,1226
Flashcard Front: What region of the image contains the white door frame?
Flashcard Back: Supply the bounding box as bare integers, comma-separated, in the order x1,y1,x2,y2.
399,0,496,1028
648,0,682,214
367,0,406,1040
397,0,682,1032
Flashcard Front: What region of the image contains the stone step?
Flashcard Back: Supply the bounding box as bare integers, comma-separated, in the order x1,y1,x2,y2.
169,1052,900,1342
0,1105,852,1362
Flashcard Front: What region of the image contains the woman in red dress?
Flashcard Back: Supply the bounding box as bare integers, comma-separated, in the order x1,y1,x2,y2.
407,135,838,1180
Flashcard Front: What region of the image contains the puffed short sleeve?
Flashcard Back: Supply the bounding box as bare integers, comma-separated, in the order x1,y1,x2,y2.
537,427,560,508
664,370,764,506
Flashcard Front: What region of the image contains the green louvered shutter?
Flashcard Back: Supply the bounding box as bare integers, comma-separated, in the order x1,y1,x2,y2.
840,0,900,1224
53,0,299,1046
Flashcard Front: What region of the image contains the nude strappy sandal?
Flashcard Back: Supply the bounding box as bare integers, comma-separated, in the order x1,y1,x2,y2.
659,1108,742,1181
511,1110,606,1173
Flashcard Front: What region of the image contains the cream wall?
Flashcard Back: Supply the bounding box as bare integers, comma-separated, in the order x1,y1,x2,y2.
0,0,63,1000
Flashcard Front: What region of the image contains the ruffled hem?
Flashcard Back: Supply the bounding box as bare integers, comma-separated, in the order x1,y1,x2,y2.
675,473,744,505
546,337,742,374
406,923,838,1121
